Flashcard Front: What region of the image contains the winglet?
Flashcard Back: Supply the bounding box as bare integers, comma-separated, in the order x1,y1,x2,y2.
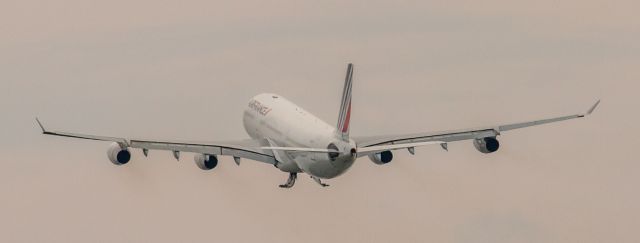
35,117,46,133
587,100,601,115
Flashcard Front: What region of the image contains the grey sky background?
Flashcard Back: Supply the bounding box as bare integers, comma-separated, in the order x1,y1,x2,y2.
1,0,638,242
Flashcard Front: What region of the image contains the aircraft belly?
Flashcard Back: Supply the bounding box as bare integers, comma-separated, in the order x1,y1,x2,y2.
296,155,355,179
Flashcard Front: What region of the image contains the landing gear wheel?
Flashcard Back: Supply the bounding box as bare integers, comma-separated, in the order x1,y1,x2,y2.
312,176,330,187
279,173,297,189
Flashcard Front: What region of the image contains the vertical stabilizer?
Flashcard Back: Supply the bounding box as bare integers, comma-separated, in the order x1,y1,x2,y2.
336,63,354,141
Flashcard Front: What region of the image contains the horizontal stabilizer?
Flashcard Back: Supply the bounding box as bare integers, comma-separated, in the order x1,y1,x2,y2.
261,147,340,153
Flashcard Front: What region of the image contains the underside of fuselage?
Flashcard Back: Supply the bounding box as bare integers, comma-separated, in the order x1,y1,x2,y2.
293,154,356,179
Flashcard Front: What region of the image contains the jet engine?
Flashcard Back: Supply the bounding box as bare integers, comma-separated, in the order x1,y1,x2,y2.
194,154,218,170
474,137,500,154
368,151,393,165
107,142,131,165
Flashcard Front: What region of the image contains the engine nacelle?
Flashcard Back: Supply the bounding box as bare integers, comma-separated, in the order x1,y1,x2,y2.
474,137,500,154
194,154,218,170
368,151,393,165
107,142,131,165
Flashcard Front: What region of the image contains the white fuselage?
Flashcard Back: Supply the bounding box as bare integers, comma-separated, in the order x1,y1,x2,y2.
242,93,356,179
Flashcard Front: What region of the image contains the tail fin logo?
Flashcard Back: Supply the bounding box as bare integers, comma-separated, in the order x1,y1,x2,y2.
342,102,351,133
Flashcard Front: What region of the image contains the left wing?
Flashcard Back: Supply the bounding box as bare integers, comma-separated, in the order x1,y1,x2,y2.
354,100,600,157
36,119,282,165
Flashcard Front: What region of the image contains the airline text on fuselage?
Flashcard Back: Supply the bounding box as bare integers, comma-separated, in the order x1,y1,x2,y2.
248,99,272,116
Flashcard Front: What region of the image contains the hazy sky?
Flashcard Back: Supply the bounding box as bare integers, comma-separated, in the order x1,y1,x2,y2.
1,0,638,242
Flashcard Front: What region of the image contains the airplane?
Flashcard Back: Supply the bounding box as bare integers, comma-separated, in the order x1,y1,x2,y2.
36,63,600,188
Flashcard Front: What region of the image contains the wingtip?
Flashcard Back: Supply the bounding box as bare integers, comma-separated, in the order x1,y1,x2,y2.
35,117,46,133
587,100,601,115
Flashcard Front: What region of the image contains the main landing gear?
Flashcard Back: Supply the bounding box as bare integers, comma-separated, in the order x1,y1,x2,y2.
311,176,329,187
278,173,330,188
279,173,297,188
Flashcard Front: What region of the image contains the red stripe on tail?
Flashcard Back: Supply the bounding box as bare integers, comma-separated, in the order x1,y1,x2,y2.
342,102,351,133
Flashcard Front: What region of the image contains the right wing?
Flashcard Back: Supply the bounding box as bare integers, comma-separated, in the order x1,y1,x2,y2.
36,119,278,165
354,100,600,157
